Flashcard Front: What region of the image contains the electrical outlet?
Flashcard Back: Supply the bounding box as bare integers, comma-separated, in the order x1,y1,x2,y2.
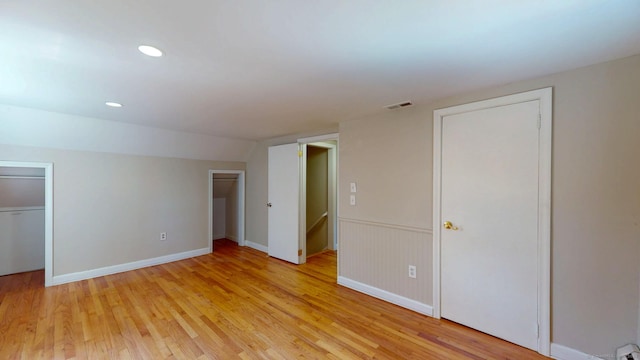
160,232,167,241
349,194,356,205
408,265,416,278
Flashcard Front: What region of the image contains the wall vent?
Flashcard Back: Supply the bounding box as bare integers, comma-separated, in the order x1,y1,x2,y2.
385,101,413,110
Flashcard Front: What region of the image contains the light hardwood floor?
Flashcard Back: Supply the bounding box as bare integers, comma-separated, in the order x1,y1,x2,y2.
0,239,550,359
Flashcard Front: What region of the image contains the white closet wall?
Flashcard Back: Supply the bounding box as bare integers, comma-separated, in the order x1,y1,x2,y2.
213,198,226,240
0,208,45,276
0,167,45,276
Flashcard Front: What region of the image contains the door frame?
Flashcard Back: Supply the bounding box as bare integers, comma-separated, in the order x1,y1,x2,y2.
298,133,339,263
432,88,552,356
208,169,245,251
0,161,53,287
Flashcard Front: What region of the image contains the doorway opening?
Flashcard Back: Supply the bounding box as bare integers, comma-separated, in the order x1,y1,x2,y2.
0,161,53,286
298,134,338,262
266,133,338,265
208,170,245,252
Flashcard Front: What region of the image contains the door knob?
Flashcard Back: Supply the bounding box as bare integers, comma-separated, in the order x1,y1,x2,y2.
443,221,459,230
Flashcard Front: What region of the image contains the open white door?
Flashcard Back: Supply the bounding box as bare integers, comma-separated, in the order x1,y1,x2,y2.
268,143,301,264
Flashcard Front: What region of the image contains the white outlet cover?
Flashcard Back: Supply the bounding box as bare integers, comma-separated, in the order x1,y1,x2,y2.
350,182,357,193
408,265,416,278
349,194,356,205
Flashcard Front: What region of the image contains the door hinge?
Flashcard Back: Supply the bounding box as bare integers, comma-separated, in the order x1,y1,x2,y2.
298,249,303,256
298,150,303,157
537,114,541,129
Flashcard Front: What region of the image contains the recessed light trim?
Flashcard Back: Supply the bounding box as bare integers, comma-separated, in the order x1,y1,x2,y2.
138,45,163,57
105,102,123,108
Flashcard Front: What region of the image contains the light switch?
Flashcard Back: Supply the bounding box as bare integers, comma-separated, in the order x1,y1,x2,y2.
350,182,357,193
349,195,356,206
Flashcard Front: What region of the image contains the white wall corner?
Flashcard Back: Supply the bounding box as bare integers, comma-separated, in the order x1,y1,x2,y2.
337,276,433,316
244,240,268,253
52,248,210,285
550,343,606,360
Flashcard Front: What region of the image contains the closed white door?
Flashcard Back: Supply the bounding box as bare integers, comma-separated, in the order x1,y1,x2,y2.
268,143,300,264
440,100,540,350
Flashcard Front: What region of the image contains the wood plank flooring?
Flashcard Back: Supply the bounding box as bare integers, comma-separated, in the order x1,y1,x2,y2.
0,239,550,359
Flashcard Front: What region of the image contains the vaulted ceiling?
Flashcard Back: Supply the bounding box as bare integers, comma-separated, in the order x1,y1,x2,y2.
2,1,639,140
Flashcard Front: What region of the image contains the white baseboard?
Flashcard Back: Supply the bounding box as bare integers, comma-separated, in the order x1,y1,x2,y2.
550,343,604,360
244,240,268,253
52,248,210,286
337,276,433,316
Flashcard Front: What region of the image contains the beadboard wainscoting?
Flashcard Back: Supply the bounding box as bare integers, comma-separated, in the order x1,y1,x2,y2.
338,218,432,314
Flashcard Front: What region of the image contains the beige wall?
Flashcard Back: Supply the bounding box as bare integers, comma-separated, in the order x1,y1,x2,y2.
336,54,640,356
306,146,328,255
0,143,244,277
246,142,269,246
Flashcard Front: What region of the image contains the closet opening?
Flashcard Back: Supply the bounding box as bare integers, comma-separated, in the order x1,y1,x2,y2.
0,161,53,286
208,170,245,252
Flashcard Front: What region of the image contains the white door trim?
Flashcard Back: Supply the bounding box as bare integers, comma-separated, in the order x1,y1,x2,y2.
209,169,245,251
0,161,53,287
432,88,552,356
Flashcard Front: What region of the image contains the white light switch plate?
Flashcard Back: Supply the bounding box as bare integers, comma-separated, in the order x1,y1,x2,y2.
350,182,357,193
349,194,356,205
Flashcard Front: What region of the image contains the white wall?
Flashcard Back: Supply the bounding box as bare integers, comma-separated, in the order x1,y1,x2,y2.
0,109,250,279
213,198,226,240
246,142,269,247
0,178,44,208
0,104,256,162
225,180,239,242
0,143,245,276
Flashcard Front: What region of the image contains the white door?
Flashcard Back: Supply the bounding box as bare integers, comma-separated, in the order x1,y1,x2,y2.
440,100,540,350
268,143,300,264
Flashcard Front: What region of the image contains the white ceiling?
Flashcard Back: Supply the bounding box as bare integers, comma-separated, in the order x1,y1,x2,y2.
1,1,639,140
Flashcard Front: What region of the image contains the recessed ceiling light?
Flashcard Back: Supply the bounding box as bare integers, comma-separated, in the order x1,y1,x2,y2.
105,102,123,108
138,45,163,57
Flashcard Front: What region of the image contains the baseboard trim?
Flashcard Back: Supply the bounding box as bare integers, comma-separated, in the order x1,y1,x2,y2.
226,235,238,242
337,276,433,316
244,240,268,253
52,248,210,286
550,343,603,360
